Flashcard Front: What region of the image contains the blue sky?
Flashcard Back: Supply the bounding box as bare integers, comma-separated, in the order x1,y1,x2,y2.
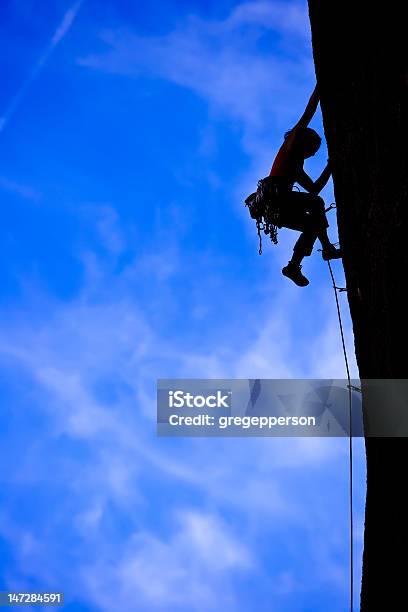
0,1,366,610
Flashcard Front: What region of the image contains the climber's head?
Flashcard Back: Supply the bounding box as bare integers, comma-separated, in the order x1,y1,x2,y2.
285,127,322,158
299,127,322,158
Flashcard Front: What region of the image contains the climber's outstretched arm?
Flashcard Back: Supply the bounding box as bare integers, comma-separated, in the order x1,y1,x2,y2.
284,85,319,149
297,161,331,194
293,84,319,130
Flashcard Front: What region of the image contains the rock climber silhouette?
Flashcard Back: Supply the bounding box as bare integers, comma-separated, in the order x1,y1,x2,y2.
268,84,341,286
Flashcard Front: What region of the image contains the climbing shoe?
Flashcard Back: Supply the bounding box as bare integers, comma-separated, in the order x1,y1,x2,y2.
322,245,342,261
282,262,309,287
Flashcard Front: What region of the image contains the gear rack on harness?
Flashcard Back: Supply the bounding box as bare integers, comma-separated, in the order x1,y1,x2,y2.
245,178,281,254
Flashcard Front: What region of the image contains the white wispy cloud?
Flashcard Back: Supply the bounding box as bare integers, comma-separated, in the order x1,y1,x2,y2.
227,0,309,35
0,0,84,132
0,175,41,200
79,0,313,150
82,508,253,611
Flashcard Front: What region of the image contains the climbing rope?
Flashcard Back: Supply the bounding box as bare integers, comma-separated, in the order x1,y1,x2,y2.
324,254,355,612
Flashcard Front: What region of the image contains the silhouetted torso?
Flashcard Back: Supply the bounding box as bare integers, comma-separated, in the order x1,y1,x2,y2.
269,131,303,188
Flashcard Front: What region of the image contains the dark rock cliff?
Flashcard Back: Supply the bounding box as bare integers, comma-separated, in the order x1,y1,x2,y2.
307,1,408,608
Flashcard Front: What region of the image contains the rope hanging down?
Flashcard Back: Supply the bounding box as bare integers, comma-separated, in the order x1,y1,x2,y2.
324,256,355,612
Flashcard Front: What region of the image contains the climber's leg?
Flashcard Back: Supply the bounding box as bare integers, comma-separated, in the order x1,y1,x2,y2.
298,194,342,259
279,192,341,285
317,227,331,249
292,231,317,261
280,228,315,286
279,193,316,287
279,192,325,231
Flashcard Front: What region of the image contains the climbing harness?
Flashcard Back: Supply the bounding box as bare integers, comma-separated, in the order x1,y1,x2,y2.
245,187,337,257
323,251,358,612
245,177,282,254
